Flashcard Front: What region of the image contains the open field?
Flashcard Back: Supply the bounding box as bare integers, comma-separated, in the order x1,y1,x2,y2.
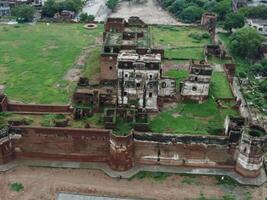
151,25,210,60
0,23,103,104
0,166,261,200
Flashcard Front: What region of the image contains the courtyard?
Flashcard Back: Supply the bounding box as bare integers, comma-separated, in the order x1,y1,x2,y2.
0,22,238,135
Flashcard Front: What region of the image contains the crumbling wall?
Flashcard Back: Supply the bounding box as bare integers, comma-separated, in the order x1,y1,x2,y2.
14,126,111,162
134,133,236,168
0,95,8,112
109,133,134,171
0,139,14,164
158,78,176,97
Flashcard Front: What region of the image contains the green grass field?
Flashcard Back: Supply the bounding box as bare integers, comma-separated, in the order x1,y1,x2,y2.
0,23,103,104
150,98,238,135
151,25,210,60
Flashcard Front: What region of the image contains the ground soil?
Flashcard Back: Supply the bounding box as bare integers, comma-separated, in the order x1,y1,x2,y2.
1,166,266,200
110,0,184,25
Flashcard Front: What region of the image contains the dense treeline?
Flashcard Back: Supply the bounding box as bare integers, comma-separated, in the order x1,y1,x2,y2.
160,0,231,22
238,6,267,19
41,0,83,17
160,0,267,23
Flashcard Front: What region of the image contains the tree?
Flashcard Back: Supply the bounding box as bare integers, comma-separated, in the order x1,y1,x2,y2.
179,6,204,23
203,0,217,12
79,13,95,22
41,0,58,17
41,0,83,17
212,0,231,21
12,5,35,22
238,6,267,19
106,0,118,11
223,13,245,33
230,27,264,60
58,0,83,13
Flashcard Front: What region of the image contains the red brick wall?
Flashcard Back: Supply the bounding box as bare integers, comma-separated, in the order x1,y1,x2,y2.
104,20,125,33
100,54,118,80
8,103,72,113
0,95,8,112
0,140,14,164
134,141,236,168
109,134,134,171
15,127,111,162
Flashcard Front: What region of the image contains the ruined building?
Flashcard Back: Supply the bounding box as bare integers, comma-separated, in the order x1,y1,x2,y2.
180,61,213,103
117,51,176,110
201,13,217,44
100,17,164,82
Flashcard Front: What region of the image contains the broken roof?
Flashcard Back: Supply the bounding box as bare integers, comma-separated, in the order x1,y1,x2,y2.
181,81,210,97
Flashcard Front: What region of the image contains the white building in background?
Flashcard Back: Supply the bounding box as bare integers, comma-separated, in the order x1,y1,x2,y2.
247,19,267,36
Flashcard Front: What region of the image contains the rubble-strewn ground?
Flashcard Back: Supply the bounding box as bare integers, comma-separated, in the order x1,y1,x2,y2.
0,166,265,200
110,0,180,25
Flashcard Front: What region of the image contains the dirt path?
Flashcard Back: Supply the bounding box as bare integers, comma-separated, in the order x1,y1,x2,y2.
1,166,266,200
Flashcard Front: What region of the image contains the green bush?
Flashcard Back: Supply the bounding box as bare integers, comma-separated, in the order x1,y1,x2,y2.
79,13,95,22
41,0,83,17
179,6,204,23
230,27,264,60
9,182,24,192
106,0,118,11
11,5,35,22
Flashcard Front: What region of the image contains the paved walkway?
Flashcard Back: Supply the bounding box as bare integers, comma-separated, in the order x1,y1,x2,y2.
1,160,266,186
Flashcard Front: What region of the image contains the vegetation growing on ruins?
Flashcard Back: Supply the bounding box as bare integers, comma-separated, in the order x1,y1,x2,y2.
150,97,238,135
0,23,103,103
151,68,237,135
164,69,189,87
219,32,267,111
129,171,171,181
210,72,233,98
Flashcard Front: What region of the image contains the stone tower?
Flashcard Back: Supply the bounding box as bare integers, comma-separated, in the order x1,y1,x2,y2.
235,125,266,177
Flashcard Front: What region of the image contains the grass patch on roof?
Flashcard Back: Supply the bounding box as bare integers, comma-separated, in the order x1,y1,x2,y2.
164,69,189,87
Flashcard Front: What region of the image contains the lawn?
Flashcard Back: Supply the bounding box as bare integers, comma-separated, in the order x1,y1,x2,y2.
156,68,236,135
165,47,204,60
151,25,210,60
150,98,238,135
211,72,233,98
0,23,103,104
151,25,210,48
